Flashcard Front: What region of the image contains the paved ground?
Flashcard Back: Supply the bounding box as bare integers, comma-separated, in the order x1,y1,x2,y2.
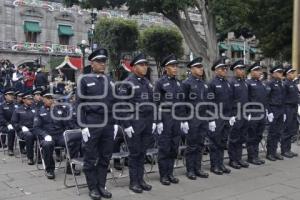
1,144,300,200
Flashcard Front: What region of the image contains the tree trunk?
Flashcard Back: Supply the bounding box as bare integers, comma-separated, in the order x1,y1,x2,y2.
163,1,218,79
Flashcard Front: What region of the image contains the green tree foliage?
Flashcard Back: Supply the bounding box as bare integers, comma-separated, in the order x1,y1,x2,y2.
94,18,139,72
211,0,293,61
139,26,184,76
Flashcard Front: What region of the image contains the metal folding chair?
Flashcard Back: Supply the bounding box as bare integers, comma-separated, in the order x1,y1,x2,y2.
14,132,27,162
175,137,187,168
63,129,85,195
35,136,65,171
109,126,129,185
0,132,8,154
145,141,158,173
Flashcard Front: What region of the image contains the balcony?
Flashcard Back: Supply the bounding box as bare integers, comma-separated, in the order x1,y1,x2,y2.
0,41,80,55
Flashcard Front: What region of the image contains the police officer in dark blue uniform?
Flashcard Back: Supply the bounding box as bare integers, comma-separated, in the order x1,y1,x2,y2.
33,87,44,112
33,90,80,179
118,53,155,193
266,65,285,161
15,91,24,107
182,57,209,180
207,57,233,175
0,88,17,156
228,60,250,169
77,48,117,200
154,54,185,185
281,66,299,158
246,63,267,165
11,91,36,165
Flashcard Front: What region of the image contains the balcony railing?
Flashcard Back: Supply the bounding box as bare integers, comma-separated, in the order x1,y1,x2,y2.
0,41,79,55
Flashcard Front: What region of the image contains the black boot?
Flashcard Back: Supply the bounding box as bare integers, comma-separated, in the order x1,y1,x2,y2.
195,170,209,178
98,187,112,199
237,160,249,168
186,171,197,180
229,161,241,169
160,176,171,185
89,189,101,200
129,184,143,193
140,180,152,191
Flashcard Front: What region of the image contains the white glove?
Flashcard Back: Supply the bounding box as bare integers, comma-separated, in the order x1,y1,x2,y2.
267,113,274,123
247,114,252,121
229,116,236,126
44,135,52,142
113,125,118,140
298,105,300,116
7,124,13,130
82,128,90,142
22,126,29,132
180,122,189,134
157,123,163,135
209,121,216,132
152,123,157,134
124,126,134,138
283,114,286,122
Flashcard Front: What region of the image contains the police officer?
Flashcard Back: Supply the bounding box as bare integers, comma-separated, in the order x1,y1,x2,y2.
118,53,155,193
15,91,24,106
281,66,299,158
0,88,17,156
77,48,117,200
33,87,44,112
33,90,80,179
182,57,209,180
207,57,233,175
246,63,267,165
266,65,285,161
11,91,36,165
228,60,250,169
154,54,185,185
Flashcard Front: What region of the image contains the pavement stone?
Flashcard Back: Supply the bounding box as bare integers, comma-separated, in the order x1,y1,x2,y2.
1,144,300,200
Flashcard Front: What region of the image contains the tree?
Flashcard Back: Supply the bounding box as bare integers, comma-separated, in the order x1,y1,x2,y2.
94,18,139,75
66,0,218,69
211,0,293,62
139,26,184,77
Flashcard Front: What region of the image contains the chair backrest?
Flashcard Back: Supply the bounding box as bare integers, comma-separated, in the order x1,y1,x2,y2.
63,129,82,160
119,125,129,152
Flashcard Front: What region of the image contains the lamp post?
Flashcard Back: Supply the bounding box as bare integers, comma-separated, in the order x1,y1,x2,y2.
293,0,300,72
77,40,89,71
90,8,98,51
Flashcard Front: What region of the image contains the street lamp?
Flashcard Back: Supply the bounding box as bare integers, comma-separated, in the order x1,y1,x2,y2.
90,8,98,51
77,39,89,70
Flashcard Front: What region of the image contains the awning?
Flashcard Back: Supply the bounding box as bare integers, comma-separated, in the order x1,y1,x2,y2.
56,56,82,70
231,44,243,52
219,43,228,50
24,21,41,33
58,25,74,36
250,48,257,53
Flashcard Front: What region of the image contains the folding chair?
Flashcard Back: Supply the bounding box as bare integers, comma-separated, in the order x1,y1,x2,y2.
35,136,65,171
63,129,85,195
109,126,129,185
14,132,27,163
145,141,158,173
175,137,187,168
0,132,8,154
260,123,269,154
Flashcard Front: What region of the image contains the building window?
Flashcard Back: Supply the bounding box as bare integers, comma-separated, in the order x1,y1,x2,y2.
25,32,38,43
24,21,41,43
58,25,74,45
59,35,70,45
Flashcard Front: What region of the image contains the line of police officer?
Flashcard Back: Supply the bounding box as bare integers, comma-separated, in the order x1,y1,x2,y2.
0,47,299,200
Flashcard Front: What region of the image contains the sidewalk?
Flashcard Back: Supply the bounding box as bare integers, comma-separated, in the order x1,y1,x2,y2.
1,145,300,200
